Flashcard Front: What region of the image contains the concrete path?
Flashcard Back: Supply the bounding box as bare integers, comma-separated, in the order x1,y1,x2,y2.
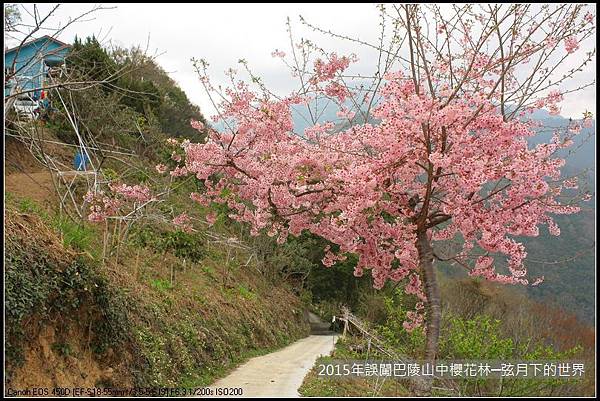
207,315,337,397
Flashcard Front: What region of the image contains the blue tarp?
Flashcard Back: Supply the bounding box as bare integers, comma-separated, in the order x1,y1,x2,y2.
73,150,90,171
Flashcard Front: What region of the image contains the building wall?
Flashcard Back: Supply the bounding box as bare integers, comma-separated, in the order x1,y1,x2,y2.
5,38,70,98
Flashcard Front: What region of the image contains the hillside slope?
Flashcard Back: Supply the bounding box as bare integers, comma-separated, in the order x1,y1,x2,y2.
5,193,310,390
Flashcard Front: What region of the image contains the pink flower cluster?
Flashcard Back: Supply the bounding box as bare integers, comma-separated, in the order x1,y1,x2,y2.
564,36,579,54
205,212,217,226
173,212,193,233
190,119,205,131
155,164,168,174
310,53,353,84
84,190,121,222
545,37,558,49
324,81,350,102
336,107,355,120
403,311,424,332
84,182,156,222
109,183,153,203
536,90,563,116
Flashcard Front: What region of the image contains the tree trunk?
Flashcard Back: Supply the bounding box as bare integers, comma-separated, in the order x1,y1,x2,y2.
414,229,441,395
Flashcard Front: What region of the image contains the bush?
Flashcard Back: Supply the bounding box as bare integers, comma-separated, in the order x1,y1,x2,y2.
131,225,205,262
438,313,584,396
375,287,426,356
368,284,589,396
438,314,514,360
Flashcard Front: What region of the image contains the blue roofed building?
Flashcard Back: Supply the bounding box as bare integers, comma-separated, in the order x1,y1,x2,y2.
4,35,71,100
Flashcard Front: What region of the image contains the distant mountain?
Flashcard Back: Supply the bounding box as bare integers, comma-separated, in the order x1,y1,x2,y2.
527,109,595,183
523,113,595,324
523,209,595,324
291,101,354,134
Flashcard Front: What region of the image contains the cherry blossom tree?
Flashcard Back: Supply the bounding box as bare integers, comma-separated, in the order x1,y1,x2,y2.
178,4,594,393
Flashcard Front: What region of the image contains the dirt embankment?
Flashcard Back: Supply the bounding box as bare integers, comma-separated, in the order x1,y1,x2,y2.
5,171,57,204
5,136,59,204
5,131,313,392
5,211,135,391
10,315,125,391
5,136,44,175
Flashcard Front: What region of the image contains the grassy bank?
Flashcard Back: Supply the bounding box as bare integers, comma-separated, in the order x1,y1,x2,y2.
5,194,310,390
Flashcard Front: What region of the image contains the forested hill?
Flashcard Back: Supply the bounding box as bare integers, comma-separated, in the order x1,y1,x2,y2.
61,36,208,144
521,111,595,323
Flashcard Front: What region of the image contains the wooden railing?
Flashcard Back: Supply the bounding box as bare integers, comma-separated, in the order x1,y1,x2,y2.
338,306,405,361
335,306,460,396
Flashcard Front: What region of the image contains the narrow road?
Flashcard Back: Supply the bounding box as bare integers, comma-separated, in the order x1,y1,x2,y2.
208,313,338,397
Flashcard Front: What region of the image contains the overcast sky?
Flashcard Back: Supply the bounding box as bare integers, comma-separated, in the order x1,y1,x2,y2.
7,3,597,120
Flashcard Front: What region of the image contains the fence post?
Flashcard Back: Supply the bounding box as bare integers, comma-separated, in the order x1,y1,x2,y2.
342,308,348,338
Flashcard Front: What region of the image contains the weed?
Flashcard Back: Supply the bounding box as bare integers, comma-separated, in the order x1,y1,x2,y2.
237,285,257,300
52,216,97,254
51,342,73,357
17,196,49,219
150,279,174,292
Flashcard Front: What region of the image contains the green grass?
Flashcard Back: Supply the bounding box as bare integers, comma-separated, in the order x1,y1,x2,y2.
16,195,50,219
150,278,174,292
51,215,97,254
299,337,408,396
51,342,73,357
237,285,257,300
5,190,311,391
11,194,98,256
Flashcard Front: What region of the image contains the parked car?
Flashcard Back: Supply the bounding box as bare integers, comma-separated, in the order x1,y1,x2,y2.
12,94,38,119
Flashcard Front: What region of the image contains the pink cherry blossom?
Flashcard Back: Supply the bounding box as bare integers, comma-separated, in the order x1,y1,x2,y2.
205,212,217,226
324,81,350,102
191,119,205,131
564,36,579,54
155,164,168,174
109,183,152,203
531,276,545,286
310,53,354,84
173,212,193,232
336,107,356,120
